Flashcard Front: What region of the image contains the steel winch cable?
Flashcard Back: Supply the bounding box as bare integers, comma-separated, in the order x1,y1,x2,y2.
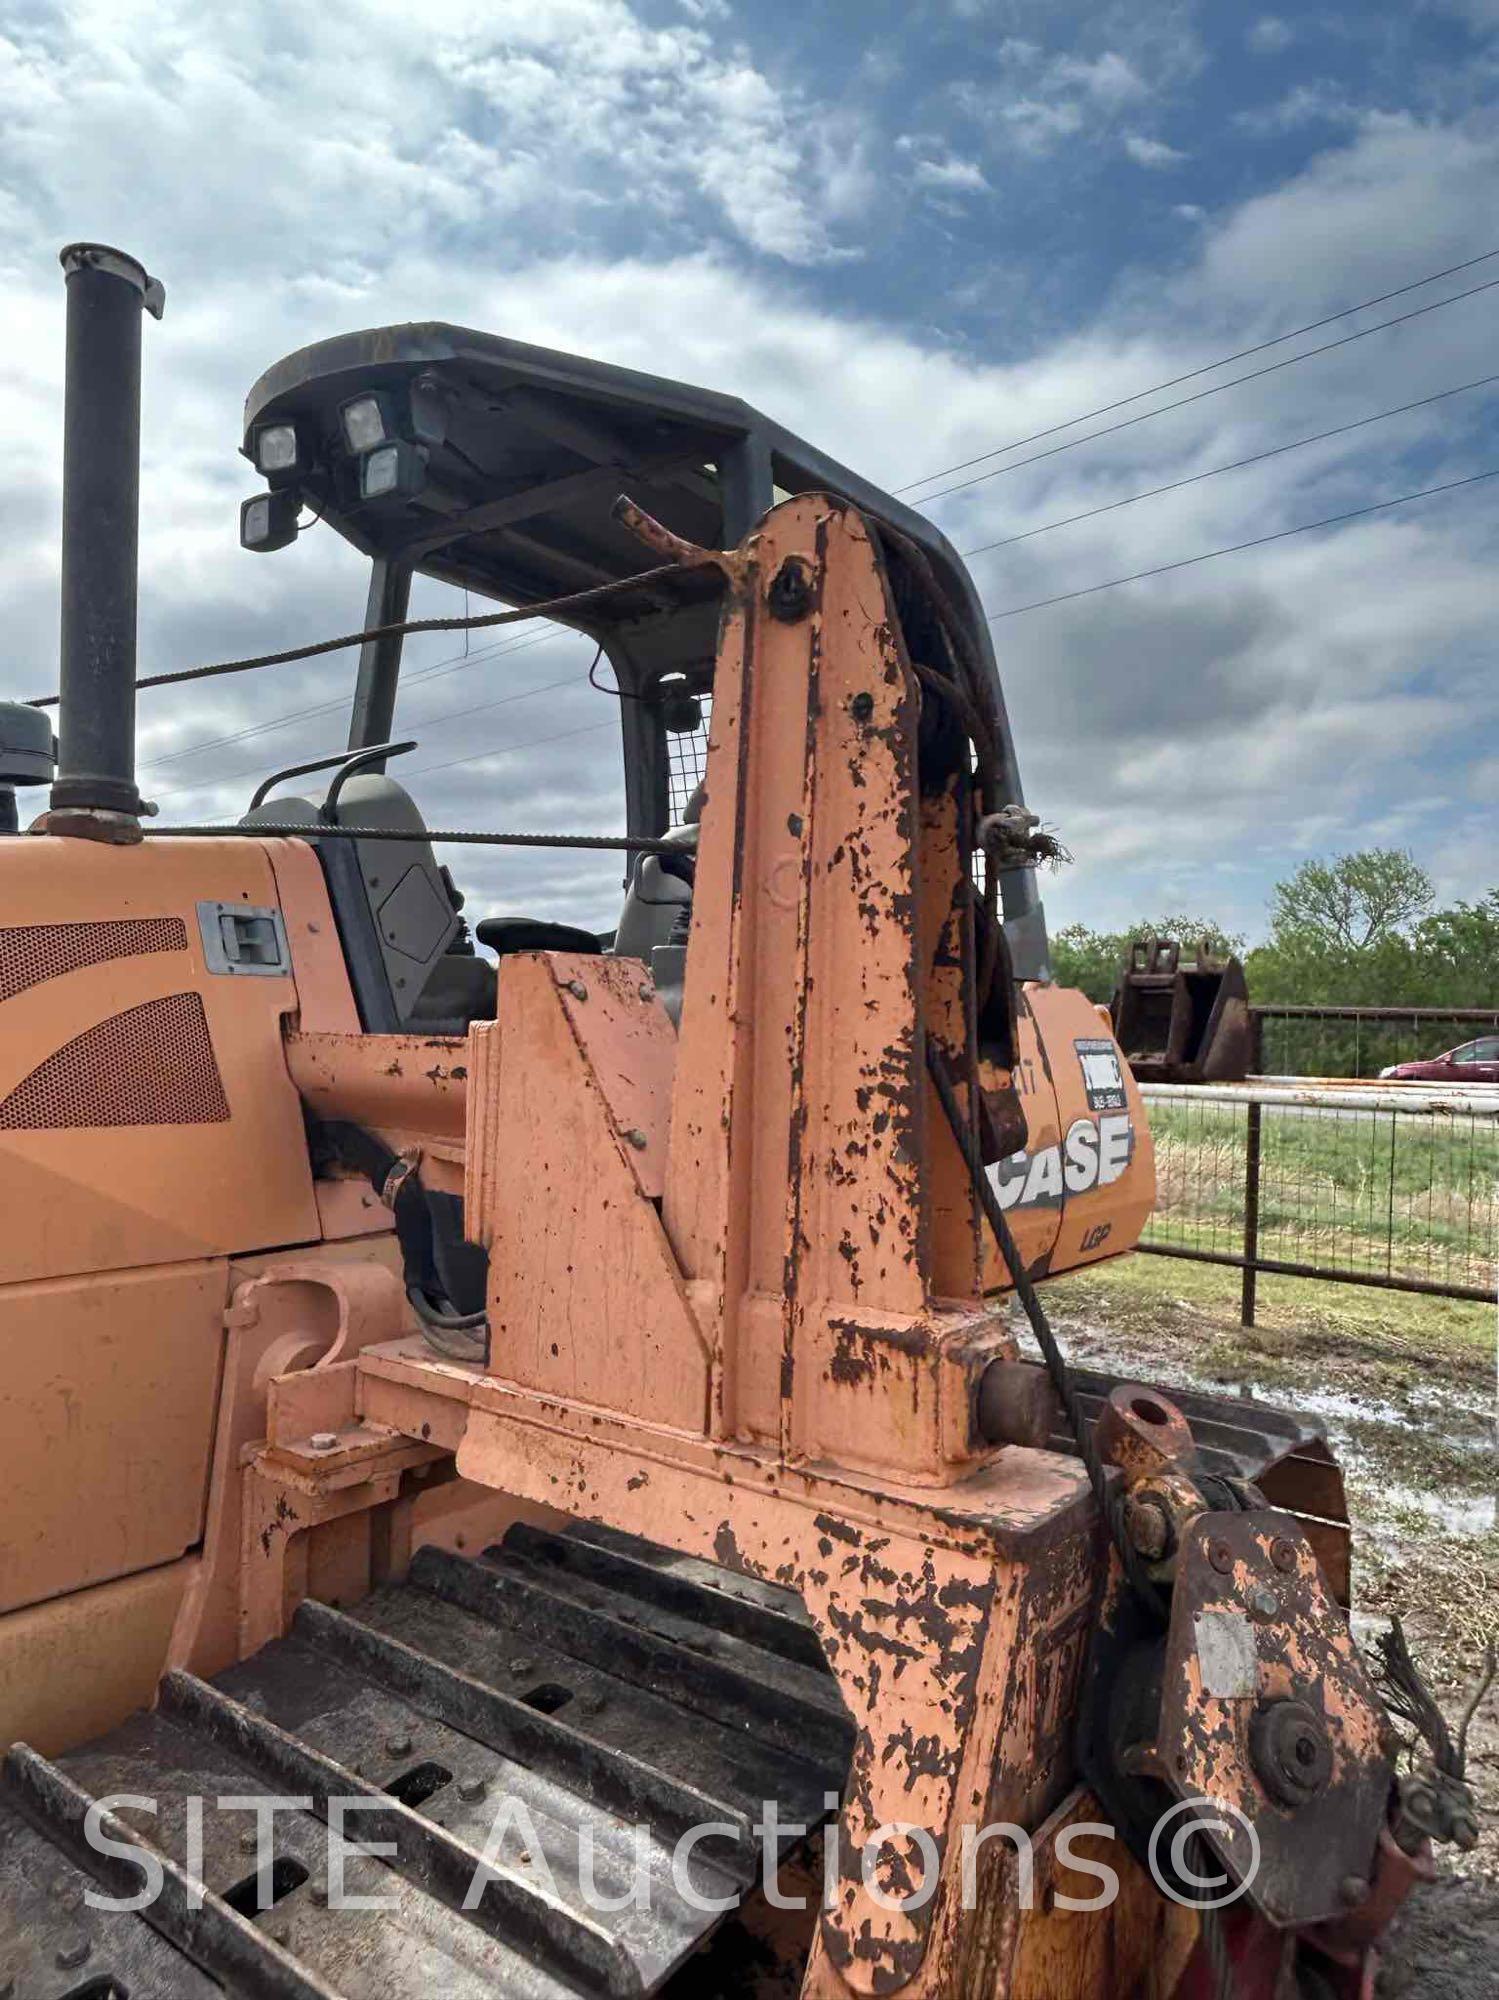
144,823,682,852
929,1042,1245,1993
26,559,707,709
924,1042,1167,1613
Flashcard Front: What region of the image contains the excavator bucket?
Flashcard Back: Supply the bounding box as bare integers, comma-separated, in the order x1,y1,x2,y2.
1111,935,1253,1083
0,246,1456,2000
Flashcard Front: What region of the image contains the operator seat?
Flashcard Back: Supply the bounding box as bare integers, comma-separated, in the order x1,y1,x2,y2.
610,784,701,1022
241,774,496,1033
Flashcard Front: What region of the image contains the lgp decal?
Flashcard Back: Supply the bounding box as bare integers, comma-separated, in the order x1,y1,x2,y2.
1074,1037,1127,1113
987,1113,1135,1212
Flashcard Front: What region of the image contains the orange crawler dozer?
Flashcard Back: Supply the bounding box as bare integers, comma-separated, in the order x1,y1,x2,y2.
0,245,1469,1999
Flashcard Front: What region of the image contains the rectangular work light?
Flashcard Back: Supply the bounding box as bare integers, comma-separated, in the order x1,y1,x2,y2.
340,394,389,453
253,422,300,475
359,438,426,502
240,488,300,552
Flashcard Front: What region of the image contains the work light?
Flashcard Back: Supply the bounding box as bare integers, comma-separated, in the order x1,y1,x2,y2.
240,488,300,552
254,422,299,475
340,394,389,453
359,439,426,502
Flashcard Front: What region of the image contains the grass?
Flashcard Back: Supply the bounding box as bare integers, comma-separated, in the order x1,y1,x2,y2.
1144,1099,1498,1291
1045,1249,1495,1381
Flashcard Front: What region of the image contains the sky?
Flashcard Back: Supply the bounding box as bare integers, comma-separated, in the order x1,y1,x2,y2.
1,0,1496,945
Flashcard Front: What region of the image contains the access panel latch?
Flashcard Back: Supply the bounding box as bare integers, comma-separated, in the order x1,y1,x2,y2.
197,900,290,976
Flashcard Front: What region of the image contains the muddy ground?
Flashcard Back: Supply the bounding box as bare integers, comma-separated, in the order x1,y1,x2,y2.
1036,1256,1497,1999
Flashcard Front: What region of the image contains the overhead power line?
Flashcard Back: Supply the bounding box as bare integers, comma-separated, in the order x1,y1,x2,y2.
982,466,1499,621
135,247,1499,802
408,717,615,785
960,371,1499,558
897,243,1499,495
151,662,588,806
915,274,1499,505
140,625,549,773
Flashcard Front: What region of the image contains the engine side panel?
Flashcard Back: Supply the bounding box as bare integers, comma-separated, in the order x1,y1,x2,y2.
0,834,322,1283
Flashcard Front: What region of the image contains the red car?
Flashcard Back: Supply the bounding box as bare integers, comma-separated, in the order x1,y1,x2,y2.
1381,1034,1499,1083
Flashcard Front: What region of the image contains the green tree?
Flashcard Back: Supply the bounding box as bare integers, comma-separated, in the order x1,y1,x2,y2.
1051,915,1243,1002
1267,849,1434,951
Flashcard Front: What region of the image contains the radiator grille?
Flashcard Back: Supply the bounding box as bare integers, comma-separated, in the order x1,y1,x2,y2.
0,992,230,1131
0,917,187,1003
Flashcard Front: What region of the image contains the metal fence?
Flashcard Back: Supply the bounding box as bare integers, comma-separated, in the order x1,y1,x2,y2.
1251,1005,1499,1081
1137,1080,1499,1322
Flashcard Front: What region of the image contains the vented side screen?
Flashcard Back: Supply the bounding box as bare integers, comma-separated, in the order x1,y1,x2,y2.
0,917,187,1004
0,992,230,1131
665,693,712,823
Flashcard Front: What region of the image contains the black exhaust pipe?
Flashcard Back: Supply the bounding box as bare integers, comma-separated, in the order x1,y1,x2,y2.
51,243,164,827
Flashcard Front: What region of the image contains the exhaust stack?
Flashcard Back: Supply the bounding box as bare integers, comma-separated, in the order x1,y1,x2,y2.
51,244,164,830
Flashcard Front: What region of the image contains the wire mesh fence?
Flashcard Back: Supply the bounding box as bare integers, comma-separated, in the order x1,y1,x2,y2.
665,694,712,823
1138,1081,1498,1319
1252,1006,1499,1081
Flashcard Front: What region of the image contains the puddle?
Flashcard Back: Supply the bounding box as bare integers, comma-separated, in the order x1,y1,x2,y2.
1025,1315,1498,1537
1350,1479,1497,1538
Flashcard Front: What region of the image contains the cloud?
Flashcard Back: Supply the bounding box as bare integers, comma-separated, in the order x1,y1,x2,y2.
973,29,1200,162
1190,112,1499,315
912,153,991,193
0,0,870,270
1050,50,1149,109
1236,83,1361,137
1246,16,1295,55
1123,133,1187,167
1,3,1495,944
997,96,1087,154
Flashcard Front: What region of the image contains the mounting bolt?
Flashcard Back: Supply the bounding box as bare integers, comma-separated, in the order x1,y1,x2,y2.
1339,1874,1371,1908
1249,1587,1280,1619
240,1828,260,1852
638,983,654,1003
566,978,588,1001
1123,1496,1172,1562
385,1731,413,1757
308,1880,328,1907
309,1431,338,1452
1208,1539,1235,1575
624,1128,649,1150
767,556,814,623
456,1776,487,1804
1251,1699,1333,1808
55,1938,91,1971
849,691,875,723
1270,1538,1298,1573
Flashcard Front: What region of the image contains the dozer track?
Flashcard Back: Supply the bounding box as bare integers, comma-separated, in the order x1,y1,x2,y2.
0,1525,854,1999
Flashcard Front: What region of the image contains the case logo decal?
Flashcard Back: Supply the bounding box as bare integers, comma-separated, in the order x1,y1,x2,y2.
988,1113,1135,1211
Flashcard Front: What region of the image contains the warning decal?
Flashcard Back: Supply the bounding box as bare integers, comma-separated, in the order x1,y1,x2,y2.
1074,1037,1127,1113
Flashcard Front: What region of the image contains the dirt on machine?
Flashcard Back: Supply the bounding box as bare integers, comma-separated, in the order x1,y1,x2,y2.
0,243,1479,1999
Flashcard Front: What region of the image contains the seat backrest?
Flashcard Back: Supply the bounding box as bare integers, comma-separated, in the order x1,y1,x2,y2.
242,775,460,1030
